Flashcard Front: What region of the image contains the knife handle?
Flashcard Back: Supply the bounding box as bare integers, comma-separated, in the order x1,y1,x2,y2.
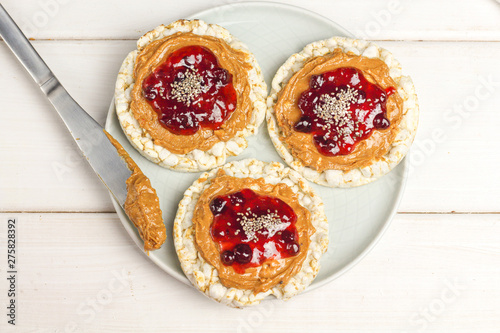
0,4,54,87
0,4,87,127
0,4,130,205
0,4,102,140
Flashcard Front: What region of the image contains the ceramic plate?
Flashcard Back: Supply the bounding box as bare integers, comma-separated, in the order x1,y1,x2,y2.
105,1,409,292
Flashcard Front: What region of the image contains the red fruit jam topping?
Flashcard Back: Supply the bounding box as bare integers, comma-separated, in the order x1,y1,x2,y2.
294,67,395,156
210,189,300,274
141,45,237,135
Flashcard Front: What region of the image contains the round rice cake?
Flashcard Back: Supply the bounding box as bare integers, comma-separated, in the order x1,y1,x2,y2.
115,19,267,172
173,159,328,307
267,37,419,187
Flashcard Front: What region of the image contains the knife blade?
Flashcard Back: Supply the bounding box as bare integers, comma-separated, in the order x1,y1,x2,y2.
0,4,131,207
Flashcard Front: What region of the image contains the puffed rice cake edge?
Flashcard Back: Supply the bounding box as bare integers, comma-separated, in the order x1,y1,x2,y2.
173,158,329,307
114,19,267,172
266,37,419,187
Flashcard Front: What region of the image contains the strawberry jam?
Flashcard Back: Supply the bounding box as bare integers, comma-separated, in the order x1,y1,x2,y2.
210,189,299,274
142,45,237,135
295,67,395,156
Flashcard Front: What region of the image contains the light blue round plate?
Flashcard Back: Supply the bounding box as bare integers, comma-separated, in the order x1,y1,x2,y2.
105,1,409,292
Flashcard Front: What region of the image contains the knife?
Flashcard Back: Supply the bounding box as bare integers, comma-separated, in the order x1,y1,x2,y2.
0,4,131,207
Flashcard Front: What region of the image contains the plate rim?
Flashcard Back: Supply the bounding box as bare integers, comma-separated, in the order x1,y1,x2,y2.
188,1,354,39
105,1,410,293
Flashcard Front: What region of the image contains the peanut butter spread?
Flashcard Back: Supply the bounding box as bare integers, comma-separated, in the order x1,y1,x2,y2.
130,32,253,155
105,131,166,251
192,170,315,294
274,49,404,172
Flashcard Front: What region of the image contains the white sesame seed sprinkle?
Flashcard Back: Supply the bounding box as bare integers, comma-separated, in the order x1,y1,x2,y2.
238,211,288,243
170,68,204,106
312,86,359,141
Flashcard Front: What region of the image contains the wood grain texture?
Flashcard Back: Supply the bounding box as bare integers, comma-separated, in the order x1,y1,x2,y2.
0,213,498,332
1,0,500,41
1,41,499,212
0,0,498,331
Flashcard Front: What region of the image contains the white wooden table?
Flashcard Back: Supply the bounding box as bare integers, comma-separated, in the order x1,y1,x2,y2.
1,0,500,331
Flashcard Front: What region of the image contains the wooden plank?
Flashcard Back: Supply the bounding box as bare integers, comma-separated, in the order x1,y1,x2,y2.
0,213,498,331
379,41,500,213
1,0,499,41
0,40,135,212
1,40,499,212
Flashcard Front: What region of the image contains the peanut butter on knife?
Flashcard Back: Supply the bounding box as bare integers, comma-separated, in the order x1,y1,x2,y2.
105,131,166,251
